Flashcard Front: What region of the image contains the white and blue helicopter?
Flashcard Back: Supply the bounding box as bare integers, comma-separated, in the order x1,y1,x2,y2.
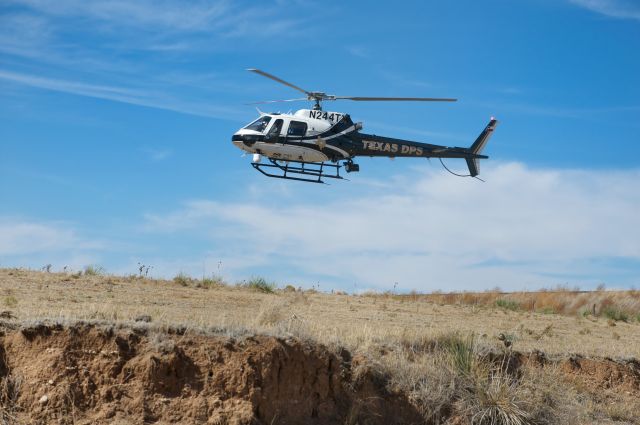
232,69,498,183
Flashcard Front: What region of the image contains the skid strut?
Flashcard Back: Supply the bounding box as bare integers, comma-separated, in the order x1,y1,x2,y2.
251,158,347,184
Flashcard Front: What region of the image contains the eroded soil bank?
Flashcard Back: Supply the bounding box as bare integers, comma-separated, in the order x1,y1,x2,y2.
0,323,639,424
0,323,423,425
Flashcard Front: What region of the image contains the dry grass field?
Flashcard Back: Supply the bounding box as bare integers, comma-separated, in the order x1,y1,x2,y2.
1,267,639,424
2,268,639,359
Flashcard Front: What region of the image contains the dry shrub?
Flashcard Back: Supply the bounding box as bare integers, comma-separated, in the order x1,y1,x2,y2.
457,359,579,425
567,294,589,314
149,332,175,354
599,400,640,423
374,331,579,425
408,290,420,303
286,290,310,306
415,287,640,322
441,292,459,305
0,372,22,423
254,299,290,326
627,289,640,299
381,348,458,423
533,292,567,314
599,296,615,312
86,306,120,322
461,292,481,306
458,371,529,425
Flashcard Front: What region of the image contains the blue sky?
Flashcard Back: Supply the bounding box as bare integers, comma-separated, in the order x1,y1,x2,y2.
1,0,639,291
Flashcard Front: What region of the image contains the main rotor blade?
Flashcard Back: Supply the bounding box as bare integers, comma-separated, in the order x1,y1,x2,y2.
246,98,308,105
333,96,457,102
247,68,310,96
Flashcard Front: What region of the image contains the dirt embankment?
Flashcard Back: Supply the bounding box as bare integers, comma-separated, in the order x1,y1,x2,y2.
1,323,640,424
0,323,424,425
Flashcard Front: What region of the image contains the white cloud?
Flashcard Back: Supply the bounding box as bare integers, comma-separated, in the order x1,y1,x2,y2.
5,164,637,289
0,12,52,55
0,1,316,122
142,162,640,290
140,147,173,161
0,218,104,270
7,0,308,40
0,70,245,120
8,0,227,31
0,220,77,256
569,0,640,21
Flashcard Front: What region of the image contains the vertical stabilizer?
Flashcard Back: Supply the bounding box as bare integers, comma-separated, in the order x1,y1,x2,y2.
466,118,498,176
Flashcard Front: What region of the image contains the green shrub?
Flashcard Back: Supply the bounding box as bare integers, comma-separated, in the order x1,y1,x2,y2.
436,332,475,376
84,265,105,276
3,295,18,308
461,370,529,425
173,272,190,287
602,306,628,322
538,306,556,315
495,299,520,311
199,275,224,289
244,277,276,294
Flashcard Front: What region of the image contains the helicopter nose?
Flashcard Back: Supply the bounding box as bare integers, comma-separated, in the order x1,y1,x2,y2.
231,134,254,148
231,134,246,150
232,132,264,146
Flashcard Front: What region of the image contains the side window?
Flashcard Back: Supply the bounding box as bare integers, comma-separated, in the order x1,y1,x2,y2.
267,119,283,137
287,121,307,137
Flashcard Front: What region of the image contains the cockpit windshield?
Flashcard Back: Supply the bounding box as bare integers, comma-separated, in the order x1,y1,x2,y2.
244,116,272,133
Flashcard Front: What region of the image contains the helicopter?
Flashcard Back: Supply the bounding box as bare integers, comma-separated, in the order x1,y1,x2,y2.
232,69,498,183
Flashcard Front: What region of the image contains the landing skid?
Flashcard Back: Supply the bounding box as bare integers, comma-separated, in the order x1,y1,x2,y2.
252,158,346,184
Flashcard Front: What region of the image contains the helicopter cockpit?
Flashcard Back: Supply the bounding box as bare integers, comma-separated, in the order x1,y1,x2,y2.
244,116,271,133
241,115,309,139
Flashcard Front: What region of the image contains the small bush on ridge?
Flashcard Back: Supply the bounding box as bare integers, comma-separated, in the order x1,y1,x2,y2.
198,275,224,289
173,272,190,287
602,306,628,322
84,265,105,276
495,299,520,311
244,277,276,293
